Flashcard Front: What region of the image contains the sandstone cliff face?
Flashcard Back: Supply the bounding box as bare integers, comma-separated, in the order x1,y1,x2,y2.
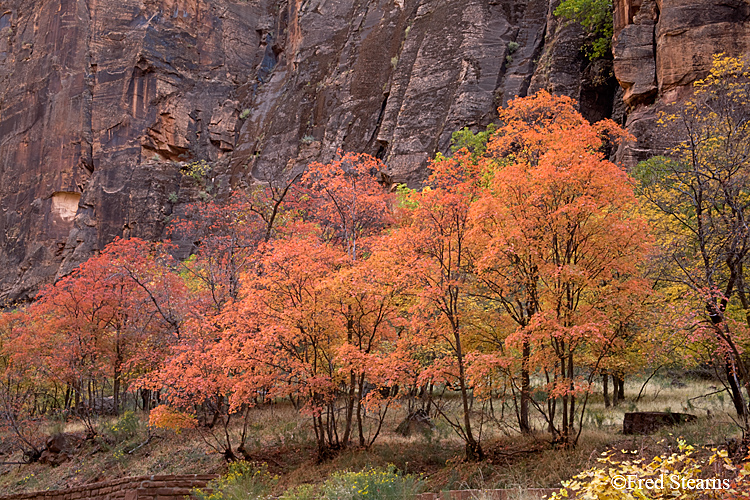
0,0,606,301
612,0,750,166
2,0,743,302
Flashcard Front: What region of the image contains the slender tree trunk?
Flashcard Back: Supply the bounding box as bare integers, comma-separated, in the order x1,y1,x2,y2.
74,381,80,412
113,344,122,416
357,374,365,447
612,374,620,406
342,370,355,446
561,354,569,444
455,323,482,461
567,352,575,440
547,370,556,435
64,384,72,411
520,338,531,433
603,372,610,408
726,360,747,418
342,313,355,446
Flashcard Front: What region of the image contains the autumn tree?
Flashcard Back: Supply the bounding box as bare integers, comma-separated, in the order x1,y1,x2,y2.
329,241,413,448
216,226,347,458
299,151,392,259
149,155,397,459
634,55,750,423
153,176,302,452
173,192,272,311
469,91,652,445
0,309,47,461
297,152,397,446
6,238,187,442
391,150,485,460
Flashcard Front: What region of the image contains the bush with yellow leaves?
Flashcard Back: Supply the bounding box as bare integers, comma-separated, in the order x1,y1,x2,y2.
549,440,749,500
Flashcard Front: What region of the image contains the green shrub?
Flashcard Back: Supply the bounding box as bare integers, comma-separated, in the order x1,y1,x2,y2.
103,411,140,443
450,123,497,161
280,484,318,500
315,465,423,500
193,461,279,500
554,0,613,60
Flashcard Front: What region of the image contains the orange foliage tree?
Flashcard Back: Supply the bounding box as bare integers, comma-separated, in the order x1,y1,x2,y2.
148,185,300,458
389,150,486,461
299,152,392,259
218,226,346,458
0,309,48,460
299,152,398,447
469,91,652,445
1,96,661,464
152,153,399,459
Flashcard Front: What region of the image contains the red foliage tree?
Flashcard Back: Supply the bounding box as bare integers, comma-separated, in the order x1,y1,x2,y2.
18,238,186,429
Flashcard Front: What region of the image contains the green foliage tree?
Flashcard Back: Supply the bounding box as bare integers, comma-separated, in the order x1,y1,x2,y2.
554,0,613,60
450,124,497,161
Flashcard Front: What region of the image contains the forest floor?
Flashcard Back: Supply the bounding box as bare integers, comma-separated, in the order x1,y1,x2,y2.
0,376,742,496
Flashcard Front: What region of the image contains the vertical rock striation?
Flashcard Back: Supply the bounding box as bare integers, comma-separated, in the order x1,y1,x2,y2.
3,0,744,301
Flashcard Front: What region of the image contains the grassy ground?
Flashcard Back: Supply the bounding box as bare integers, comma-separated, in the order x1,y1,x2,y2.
0,375,742,495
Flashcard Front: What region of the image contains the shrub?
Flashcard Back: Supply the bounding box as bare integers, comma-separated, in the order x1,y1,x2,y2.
450,123,497,160
103,411,141,443
549,439,750,500
554,0,613,60
315,465,424,500
148,405,197,434
193,461,279,500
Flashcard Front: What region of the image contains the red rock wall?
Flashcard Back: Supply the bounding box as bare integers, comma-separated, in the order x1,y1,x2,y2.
0,474,218,500
2,0,591,302
3,0,746,301
612,0,750,166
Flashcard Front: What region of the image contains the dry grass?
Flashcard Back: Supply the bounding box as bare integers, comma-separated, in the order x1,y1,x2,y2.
0,374,742,496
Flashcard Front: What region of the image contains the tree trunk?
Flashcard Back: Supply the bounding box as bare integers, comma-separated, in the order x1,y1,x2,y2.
567,352,575,441
342,312,355,446
455,323,483,461
603,372,610,408
612,374,620,406
560,347,569,445
342,370,355,446
357,374,366,447
520,338,531,433
726,360,747,418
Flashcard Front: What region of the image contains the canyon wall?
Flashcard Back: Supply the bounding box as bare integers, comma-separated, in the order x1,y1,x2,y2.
0,0,748,301
612,0,750,165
